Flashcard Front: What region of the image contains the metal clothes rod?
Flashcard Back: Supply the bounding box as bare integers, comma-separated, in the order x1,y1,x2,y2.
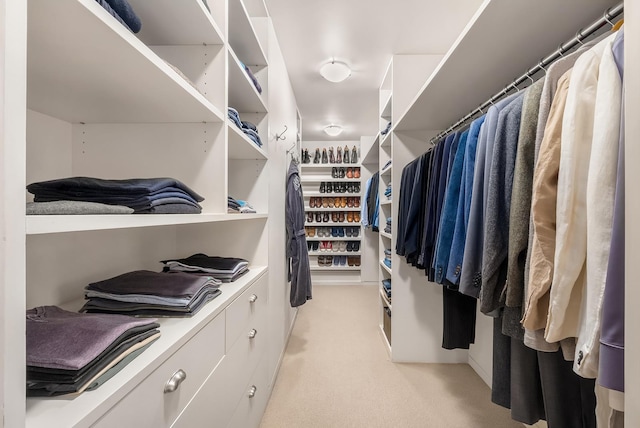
429,2,623,145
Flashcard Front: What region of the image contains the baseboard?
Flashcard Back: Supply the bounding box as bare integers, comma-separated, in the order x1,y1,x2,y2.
468,354,491,387
311,280,371,286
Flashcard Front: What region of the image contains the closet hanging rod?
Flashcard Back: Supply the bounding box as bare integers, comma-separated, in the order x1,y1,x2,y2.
429,2,623,145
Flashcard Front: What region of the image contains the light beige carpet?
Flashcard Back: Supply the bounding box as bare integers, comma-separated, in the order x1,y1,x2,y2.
260,283,523,428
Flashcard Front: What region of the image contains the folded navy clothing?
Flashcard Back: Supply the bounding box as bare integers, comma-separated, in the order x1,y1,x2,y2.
382,279,391,289
161,253,248,272
241,121,257,131
95,0,133,31
87,270,218,298
26,306,158,371
103,0,141,33
243,128,263,147
228,107,243,128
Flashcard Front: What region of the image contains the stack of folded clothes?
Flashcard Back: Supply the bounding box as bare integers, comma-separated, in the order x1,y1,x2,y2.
161,253,249,283
239,61,262,94
228,107,263,148
26,306,159,396
27,177,204,214
81,271,222,317
95,0,142,33
384,217,392,234
381,121,392,136
385,182,392,200
382,159,392,171
228,196,257,214
382,278,391,301
384,248,392,269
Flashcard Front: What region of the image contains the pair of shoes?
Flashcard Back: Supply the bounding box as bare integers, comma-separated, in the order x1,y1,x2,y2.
343,144,350,163
354,197,360,208
306,227,316,237
323,212,330,222
319,182,326,193
346,256,361,266
346,241,360,252
332,167,347,178
307,212,314,223
310,241,319,251
347,212,354,222
321,148,328,164
336,146,343,163
354,212,361,222
318,255,333,266
354,167,361,178
329,147,335,163
313,148,321,164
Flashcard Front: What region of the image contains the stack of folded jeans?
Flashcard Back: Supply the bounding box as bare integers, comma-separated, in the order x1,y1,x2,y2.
95,0,142,33
26,306,160,396
239,61,262,94
228,108,263,147
81,271,222,317
384,248,392,269
384,217,392,234
382,278,391,300
27,177,204,214
228,196,257,213
385,182,392,200
161,253,249,282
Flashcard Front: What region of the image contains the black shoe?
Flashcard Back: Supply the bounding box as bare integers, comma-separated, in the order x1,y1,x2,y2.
323,212,330,222
339,227,345,237
329,147,335,163
332,227,338,237
354,242,360,251
313,148,321,163
320,182,326,193
346,227,352,237
354,183,361,193
322,148,328,164
313,241,319,251
326,182,333,193
346,242,353,252
352,227,359,237
302,149,309,163
343,145,350,163
315,212,321,222
351,146,358,164
332,167,337,178
336,146,342,163
339,167,345,178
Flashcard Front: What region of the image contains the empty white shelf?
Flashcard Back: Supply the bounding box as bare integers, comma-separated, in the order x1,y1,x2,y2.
228,0,268,66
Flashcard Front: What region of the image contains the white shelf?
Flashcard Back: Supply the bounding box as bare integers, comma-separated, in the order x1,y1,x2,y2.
228,48,267,113
310,265,361,271
243,0,269,17
305,207,362,212
305,222,362,227
301,176,361,182
306,237,361,241
27,0,224,124
25,266,268,428
228,121,268,159
381,94,392,120
381,166,392,175
380,288,392,310
381,232,393,240
300,163,362,168
26,213,269,235
395,0,619,134
361,135,380,166
305,192,362,197
380,133,392,148
309,251,362,256
380,259,392,275
228,0,268,66
128,0,224,45
381,200,392,206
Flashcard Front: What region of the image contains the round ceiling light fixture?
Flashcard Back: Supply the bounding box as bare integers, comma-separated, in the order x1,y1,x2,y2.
320,60,351,83
324,124,343,137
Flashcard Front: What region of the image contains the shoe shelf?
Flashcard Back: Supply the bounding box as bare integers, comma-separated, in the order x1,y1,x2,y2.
310,265,362,271
300,163,362,168
380,231,393,239
304,192,362,197
301,176,361,182
380,259,392,275
305,207,362,212
306,237,361,241
308,251,362,256
305,222,362,227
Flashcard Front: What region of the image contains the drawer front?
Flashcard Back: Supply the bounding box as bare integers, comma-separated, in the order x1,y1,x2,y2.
227,356,270,428
172,309,267,428
93,314,225,428
225,272,268,352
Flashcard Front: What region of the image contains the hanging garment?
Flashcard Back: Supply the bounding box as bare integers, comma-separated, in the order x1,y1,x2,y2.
361,178,371,228
546,33,617,344
446,116,485,285
418,141,444,271
286,160,312,307
599,27,625,396
481,93,525,317
367,172,380,231
459,92,519,298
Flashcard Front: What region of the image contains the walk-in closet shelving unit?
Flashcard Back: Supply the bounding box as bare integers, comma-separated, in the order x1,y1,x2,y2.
300,142,363,282
357,135,380,286
1,0,285,426
391,0,624,385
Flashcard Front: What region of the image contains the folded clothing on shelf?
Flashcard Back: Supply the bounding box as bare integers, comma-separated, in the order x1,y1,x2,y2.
239,61,262,94
27,177,204,214
381,122,392,136
26,306,159,396
81,270,222,317
161,253,250,283
382,160,392,170
384,258,392,269
26,201,134,215
228,108,263,147
94,0,141,33
228,196,257,214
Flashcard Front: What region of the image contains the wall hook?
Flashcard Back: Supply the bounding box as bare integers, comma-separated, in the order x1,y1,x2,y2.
275,125,288,141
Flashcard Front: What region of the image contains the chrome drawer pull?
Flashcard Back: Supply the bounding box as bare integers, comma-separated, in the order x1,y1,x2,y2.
248,329,257,339
249,294,258,303
164,369,187,393
248,385,257,398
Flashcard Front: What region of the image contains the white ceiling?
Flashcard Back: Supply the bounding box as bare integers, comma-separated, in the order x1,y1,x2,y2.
265,0,485,141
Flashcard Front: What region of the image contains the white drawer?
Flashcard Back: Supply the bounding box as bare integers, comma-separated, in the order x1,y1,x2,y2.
227,356,270,428
172,309,267,428
225,272,268,352
93,314,225,428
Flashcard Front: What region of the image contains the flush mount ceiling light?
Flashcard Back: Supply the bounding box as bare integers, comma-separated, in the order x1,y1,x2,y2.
324,124,343,137
320,60,351,83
